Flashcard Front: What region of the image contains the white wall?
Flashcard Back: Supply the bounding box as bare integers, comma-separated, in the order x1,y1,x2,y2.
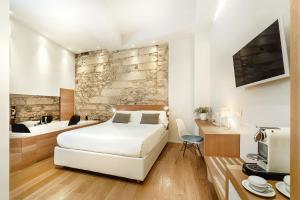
10,18,75,96
210,0,290,160
168,37,195,142
0,0,9,199
193,31,211,133
194,31,211,109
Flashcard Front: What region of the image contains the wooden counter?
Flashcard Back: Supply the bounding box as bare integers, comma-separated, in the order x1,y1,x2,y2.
10,121,100,172
226,165,288,200
205,156,244,200
195,120,240,157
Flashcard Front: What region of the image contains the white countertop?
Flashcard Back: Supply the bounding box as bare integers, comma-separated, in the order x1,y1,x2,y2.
10,120,98,138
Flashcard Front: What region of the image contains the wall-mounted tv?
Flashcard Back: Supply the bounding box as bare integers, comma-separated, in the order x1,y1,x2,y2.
233,19,289,88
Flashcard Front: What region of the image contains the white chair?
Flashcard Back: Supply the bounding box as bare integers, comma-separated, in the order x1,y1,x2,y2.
176,118,203,157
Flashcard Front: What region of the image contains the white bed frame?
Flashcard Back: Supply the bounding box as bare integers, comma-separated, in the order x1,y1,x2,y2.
54,105,169,181
54,130,168,181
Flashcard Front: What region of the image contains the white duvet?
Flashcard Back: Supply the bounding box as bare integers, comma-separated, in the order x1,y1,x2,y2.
57,122,166,158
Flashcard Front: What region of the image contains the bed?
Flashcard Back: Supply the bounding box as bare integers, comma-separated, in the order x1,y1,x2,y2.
54,105,169,181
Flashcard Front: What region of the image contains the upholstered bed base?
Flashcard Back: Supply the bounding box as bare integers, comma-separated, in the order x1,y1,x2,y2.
54,132,168,181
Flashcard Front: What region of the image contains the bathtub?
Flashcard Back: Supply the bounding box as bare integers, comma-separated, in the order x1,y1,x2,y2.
10,120,100,172
10,120,98,138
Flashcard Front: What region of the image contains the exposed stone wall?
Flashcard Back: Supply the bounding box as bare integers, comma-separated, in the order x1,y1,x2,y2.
75,44,168,121
10,94,60,123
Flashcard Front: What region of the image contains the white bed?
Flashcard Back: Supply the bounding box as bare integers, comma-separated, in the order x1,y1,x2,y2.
54,106,168,181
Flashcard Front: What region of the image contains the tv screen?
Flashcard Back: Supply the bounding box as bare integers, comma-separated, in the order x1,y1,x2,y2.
233,20,288,87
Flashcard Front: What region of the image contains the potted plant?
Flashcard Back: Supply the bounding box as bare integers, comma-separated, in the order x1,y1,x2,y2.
194,107,209,120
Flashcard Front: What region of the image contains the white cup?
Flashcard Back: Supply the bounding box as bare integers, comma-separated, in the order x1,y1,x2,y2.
283,175,290,193
248,176,271,193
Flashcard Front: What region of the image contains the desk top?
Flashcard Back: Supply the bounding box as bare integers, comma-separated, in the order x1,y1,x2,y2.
227,165,288,200
195,119,240,135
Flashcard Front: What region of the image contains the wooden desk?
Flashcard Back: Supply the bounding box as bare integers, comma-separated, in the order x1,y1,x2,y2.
195,120,240,157
226,165,288,200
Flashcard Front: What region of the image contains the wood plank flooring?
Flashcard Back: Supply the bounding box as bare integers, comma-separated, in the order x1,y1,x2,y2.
10,143,218,200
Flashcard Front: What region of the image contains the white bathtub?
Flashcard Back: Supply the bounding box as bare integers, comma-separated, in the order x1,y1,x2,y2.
10,120,98,138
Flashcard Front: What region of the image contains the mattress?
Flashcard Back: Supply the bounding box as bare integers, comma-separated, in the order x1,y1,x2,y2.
57,122,166,158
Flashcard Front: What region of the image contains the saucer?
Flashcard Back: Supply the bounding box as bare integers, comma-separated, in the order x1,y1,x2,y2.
242,180,276,198
276,182,290,198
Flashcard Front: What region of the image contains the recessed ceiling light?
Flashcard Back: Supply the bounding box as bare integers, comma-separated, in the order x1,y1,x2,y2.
152,40,156,44
9,10,13,15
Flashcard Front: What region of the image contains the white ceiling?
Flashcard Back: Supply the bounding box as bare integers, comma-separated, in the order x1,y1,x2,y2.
10,0,218,53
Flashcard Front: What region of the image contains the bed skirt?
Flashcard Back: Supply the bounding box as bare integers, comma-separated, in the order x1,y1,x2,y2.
54,132,168,181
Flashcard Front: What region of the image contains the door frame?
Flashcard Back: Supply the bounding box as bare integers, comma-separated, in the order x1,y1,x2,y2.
291,0,299,199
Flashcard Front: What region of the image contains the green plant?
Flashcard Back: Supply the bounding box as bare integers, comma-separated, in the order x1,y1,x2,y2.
193,107,209,115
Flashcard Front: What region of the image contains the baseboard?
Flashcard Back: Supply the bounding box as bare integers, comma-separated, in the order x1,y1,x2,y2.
168,140,182,144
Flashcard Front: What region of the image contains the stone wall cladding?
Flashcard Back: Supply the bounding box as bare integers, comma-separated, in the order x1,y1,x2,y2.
75,44,168,121
10,94,60,123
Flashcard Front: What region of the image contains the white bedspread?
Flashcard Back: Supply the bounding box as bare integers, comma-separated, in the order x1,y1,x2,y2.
57,122,166,158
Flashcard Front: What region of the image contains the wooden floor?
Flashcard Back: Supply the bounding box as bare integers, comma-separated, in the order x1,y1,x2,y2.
10,143,218,200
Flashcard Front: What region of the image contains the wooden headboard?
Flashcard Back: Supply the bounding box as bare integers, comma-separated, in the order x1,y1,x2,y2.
60,88,75,120
115,105,168,111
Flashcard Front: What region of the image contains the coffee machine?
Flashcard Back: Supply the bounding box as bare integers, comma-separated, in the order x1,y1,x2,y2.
243,127,290,180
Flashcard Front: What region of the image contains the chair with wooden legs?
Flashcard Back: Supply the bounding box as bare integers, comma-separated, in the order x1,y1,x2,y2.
176,118,203,158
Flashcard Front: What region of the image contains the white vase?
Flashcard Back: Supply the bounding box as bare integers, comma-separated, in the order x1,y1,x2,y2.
194,114,200,119
200,113,207,121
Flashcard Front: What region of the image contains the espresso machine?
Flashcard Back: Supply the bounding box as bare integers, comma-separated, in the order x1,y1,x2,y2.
243,127,290,180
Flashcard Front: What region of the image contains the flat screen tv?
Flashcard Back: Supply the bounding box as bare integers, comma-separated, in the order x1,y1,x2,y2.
233,19,289,87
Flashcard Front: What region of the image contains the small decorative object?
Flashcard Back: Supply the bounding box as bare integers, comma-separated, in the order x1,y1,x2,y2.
275,175,290,198
10,106,17,124
89,115,101,120
283,175,290,193
220,107,231,129
194,107,209,120
242,179,275,198
212,111,221,126
164,106,169,111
